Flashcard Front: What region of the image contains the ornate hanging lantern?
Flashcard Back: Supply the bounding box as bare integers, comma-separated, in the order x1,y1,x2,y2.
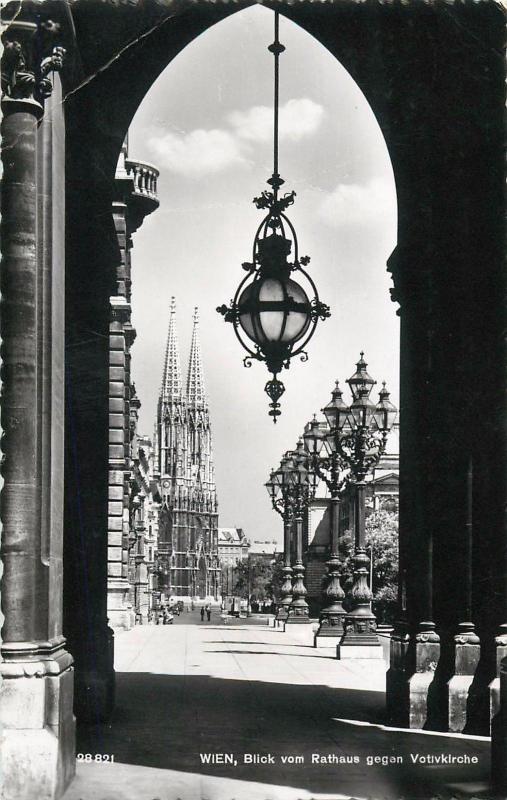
217,12,330,422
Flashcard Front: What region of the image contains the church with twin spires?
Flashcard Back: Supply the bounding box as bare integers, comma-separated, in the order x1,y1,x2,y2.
154,299,220,600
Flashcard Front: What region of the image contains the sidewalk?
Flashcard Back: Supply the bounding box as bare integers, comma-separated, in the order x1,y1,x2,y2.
63,624,492,800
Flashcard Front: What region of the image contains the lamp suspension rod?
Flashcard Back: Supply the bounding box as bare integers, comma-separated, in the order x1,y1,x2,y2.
269,11,285,196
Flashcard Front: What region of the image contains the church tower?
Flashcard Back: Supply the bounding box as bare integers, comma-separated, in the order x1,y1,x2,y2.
186,308,220,599
155,301,219,600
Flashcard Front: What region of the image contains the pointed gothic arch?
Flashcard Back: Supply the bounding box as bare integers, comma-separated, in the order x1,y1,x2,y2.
62,0,505,736
0,2,505,798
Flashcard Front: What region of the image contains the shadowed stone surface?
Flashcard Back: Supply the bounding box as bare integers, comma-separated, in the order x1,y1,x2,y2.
63,623,492,800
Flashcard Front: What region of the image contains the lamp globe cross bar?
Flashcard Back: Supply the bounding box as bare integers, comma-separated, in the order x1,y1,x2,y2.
333,354,397,659
217,12,330,422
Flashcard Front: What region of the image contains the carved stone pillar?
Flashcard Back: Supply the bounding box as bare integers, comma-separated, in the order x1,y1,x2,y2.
490,624,507,732
492,646,507,795
0,11,75,800
447,459,481,732
385,246,440,726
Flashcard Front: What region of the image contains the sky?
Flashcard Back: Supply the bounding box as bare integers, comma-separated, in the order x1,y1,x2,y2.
129,5,399,550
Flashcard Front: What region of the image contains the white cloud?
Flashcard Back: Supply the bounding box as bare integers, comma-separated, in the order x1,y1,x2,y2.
318,177,396,229
147,128,246,177
146,98,323,178
228,98,324,143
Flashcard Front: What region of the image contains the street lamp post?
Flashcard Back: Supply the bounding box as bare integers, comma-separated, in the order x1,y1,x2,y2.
286,439,314,624
334,354,397,659
266,454,296,623
217,12,330,421
303,399,347,644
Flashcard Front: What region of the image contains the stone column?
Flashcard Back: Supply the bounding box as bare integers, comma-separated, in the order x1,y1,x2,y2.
385,247,440,728
0,14,75,800
447,457,480,732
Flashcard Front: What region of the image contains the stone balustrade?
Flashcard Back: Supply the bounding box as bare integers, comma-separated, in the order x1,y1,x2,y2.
125,158,159,201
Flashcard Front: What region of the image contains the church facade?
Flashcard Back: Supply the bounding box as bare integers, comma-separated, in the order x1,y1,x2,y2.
154,301,220,601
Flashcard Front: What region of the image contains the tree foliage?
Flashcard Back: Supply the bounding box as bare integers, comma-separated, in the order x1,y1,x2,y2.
232,557,278,602
340,510,399,623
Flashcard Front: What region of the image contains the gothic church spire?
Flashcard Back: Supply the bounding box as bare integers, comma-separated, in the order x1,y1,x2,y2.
161,296,184,403
186,307,207,407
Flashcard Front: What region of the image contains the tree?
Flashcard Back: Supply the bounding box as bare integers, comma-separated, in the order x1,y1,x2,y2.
340,510,399,623
232,557,277,604
266,553,285,601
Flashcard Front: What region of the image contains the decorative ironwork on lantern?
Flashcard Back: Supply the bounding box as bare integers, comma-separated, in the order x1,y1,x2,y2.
217,12,330,421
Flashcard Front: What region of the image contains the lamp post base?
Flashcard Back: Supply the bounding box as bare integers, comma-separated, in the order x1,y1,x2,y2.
337,605,382,659
315,633,342,648
315,604,346,633
285,614,311,624
338,643,383,659
286,562,310,623
314,612,345,647
275,603,290,627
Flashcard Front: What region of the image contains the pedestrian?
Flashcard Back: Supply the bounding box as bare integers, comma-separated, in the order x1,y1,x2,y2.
200,606,205,622
206,604,211,622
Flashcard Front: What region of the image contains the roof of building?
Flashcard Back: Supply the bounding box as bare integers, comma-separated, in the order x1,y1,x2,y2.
186,307,207,407
161,297,184,403
218,527,249,545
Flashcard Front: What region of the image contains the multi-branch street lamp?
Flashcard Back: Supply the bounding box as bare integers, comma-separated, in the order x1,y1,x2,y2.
328,354,397,656
285,439,315,624
303,402,348,639
266,440,315,624
266,452,297,622
217,12,330,422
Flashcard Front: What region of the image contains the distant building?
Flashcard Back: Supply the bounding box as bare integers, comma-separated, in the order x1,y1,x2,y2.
154,301,220,601
218,527,250,566
218,527,250,599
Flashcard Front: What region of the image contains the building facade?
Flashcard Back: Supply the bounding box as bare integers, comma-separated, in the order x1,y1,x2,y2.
155,302,220,601
218,527,250,599
107,138,160,629
129,434,161,622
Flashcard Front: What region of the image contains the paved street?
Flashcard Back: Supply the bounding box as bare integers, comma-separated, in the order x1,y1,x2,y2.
169,608,274,626
63,622,491,800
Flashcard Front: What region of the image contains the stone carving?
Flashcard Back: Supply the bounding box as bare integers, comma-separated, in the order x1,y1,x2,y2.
1,19,65,108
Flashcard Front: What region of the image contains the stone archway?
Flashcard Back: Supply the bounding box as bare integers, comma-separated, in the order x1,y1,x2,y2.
1,2,505,798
